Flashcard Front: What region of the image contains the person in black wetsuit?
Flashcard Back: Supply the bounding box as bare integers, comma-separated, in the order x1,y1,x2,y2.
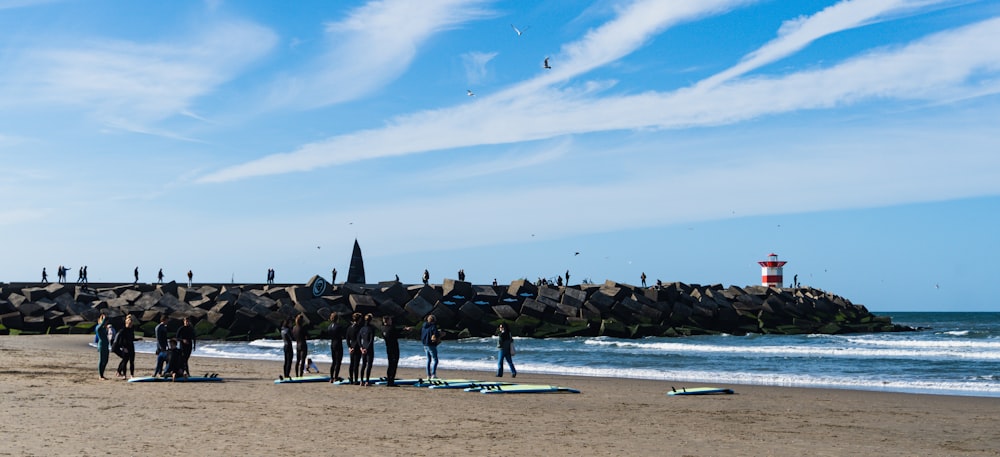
381,315,407,387
358,313,376,386
176,317,196,377
292,314,308,378
112,315,136,379
345,312,362,385
164,338,186,380
326,312,345,382
280,319,293,379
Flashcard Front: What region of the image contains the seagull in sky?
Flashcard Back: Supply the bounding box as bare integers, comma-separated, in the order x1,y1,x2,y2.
467,89,475,97
511,24,529,36
574,252,580,256
543,57,551,69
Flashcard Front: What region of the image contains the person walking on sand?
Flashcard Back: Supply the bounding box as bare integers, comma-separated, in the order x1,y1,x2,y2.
358,313,376,386
345,312,362,384
292,314,308,378
95,313,111,380
326,313,345,382
177,317,196,377
421,315,441,379
495,323,516,378
280,319,293,379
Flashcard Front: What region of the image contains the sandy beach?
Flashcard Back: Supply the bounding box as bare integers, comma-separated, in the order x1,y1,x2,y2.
1,335,998,456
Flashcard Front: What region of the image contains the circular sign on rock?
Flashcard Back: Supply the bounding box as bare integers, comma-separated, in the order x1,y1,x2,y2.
312,277,328,297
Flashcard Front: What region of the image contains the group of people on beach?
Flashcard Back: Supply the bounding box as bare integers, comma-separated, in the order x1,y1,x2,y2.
280,313,516,385
94,312,196,381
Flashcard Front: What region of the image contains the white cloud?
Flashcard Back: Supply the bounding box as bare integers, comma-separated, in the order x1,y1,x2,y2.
696,0,952,90
462,51,498,85
265,0,495,109
199,16,1000,184
0,20,277,129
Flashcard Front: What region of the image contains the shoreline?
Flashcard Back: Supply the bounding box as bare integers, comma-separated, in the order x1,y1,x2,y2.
3,335,1000,456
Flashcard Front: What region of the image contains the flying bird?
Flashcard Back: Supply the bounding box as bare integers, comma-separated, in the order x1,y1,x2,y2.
511,24,530,36
543,57,551,69
574,252,580,256
467,89,475,97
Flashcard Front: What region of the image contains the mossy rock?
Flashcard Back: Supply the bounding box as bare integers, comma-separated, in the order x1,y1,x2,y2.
194,319,215,337
211,328,231,340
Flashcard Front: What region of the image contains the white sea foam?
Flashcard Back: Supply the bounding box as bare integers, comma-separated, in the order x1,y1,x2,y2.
582,338,1000,360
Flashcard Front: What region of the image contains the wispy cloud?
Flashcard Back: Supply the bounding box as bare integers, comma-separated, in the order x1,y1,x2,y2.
462,51,498,86
200,0,754,182
200,13,1000,184
0,20,277,131
696,0,952,90
264,0,495,109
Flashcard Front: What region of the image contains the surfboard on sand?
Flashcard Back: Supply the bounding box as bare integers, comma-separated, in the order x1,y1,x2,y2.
373,378,425,386
128,375,223,383
274,375,331,384
473,384,580,394
414,378,481,388
667,386,735,396
427,380,513,390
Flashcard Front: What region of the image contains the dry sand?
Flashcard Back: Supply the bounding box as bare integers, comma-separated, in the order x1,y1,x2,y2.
1,335,999,456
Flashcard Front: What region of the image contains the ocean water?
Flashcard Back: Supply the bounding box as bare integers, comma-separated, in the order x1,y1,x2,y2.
132,312,1000,397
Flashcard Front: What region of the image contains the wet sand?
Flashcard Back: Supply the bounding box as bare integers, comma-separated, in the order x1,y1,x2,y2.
1,335,998,456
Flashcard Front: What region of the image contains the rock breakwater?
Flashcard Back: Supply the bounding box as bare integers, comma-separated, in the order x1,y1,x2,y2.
0,278,912,340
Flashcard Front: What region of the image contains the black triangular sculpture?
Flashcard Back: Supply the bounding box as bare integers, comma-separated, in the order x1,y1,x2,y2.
347,239,366,284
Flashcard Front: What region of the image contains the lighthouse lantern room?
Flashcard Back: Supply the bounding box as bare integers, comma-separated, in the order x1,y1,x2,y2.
758,253,787,288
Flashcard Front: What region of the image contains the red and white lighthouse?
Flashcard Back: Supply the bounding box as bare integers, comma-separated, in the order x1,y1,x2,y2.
758,253,787,288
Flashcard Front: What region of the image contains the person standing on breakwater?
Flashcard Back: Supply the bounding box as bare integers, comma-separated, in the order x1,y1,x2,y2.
280,319,293,379
95,313,110,380
177,317,196,377
326,313,345,383
381,315,406,387
346,313,362,384
157,269,164,284
331,268,337,284
186,270,193,288
112,315,136,379
641,272,647,287
292,314,308,378
421,315,440,379
152,315,169,377
458,269,465,281
422,269,430,285
495,323,516,378
134,267,139,284
41,267,48,284
358,313,376,386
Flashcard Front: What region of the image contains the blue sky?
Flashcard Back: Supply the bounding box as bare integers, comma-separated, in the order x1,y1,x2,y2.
1,0,998,311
